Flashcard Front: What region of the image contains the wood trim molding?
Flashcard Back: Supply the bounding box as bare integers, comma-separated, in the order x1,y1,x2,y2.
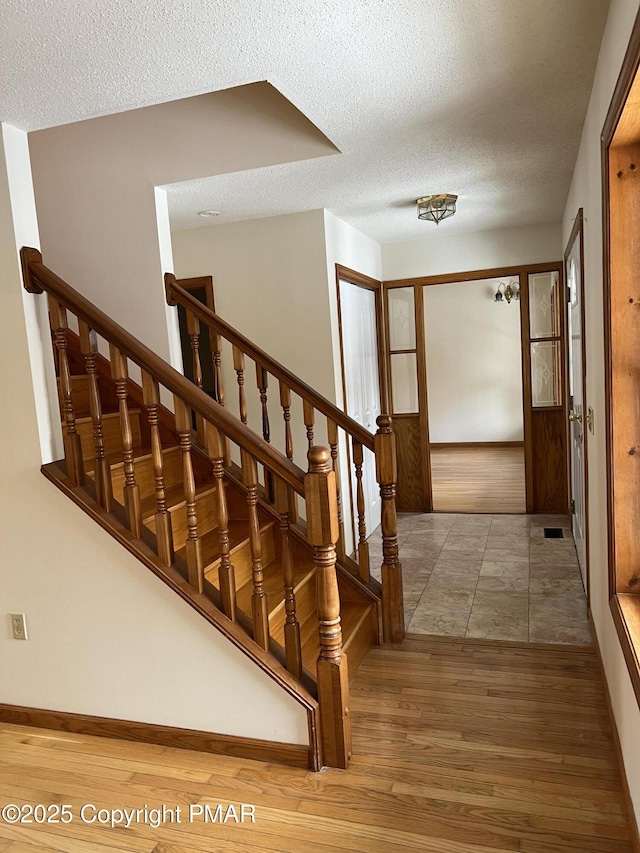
384,261,563,289
335,264,381,290
430,441,524,449
564,208,590,604
176,275,215,312
0,703,313,770
589,609,640,853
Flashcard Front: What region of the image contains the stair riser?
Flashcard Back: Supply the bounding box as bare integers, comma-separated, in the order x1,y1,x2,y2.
58,375,92,418
145,488,220,551
269,571,317,646
206,526,276,592
110,447,182,504
77,413,142,465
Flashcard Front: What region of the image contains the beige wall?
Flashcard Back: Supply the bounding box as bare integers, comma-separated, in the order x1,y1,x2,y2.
0,122,311,746
562,0,640,820
28,84,338,366
381,221,562,281
423,278,523,443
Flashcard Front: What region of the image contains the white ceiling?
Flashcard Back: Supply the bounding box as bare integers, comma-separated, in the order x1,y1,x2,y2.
2,0,609,243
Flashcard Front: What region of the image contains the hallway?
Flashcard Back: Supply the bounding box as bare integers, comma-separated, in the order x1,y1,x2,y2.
369,512,590,644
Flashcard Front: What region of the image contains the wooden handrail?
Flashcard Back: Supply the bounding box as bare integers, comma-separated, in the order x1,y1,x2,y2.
21,248,305,496
165,276,376,451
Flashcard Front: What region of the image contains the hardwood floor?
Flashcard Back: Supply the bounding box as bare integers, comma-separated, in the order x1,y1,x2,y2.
431,447,526,513
0,636,632,852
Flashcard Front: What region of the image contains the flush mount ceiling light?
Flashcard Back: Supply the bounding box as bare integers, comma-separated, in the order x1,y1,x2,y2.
197,210,220,218
416,194,458,224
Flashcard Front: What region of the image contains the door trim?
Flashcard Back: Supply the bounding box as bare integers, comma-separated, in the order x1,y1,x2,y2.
383,262,566,513
335,265,386,544
564,208,590,603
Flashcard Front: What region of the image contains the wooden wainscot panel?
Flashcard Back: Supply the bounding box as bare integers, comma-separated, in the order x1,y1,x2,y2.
393,415,428,511
531,408,569,513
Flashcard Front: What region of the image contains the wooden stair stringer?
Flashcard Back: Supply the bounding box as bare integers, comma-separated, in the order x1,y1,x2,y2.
41,458,320,765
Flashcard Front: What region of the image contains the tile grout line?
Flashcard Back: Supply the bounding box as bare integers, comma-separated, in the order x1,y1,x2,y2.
462,515,492,639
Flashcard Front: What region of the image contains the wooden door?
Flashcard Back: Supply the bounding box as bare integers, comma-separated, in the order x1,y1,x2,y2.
565,217,588,592
338,278,382,532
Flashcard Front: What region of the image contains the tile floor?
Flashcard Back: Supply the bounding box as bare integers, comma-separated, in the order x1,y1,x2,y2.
368,512,592,645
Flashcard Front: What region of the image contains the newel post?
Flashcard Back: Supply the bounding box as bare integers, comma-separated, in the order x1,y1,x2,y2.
374,415,405,644
305,446,352,769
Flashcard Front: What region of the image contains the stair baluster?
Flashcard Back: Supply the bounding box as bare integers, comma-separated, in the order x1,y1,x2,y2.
50,296,84,485
305,446,351,769
327,418,346,562
109,345,143,537
275,477,302,678
280,381,298,522
352,439,370,582
241,449,270,650
233,346,248,425
256,363,274,501
375,415,404,643
303,399,315,449
210,331,231,466
175,397,204,593
79,319,112,510
142,371,174,567
187,310,205,446
206,422,237,621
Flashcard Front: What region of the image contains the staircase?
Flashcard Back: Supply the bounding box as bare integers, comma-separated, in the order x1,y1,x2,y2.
21,247,404,771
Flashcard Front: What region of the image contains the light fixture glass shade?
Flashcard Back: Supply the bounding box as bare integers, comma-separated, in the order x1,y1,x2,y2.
417,194,458,224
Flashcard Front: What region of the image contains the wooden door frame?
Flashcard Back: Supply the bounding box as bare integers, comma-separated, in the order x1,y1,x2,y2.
564,208,590,603
335,265,386,544
176,275,215,311
384,261,566,513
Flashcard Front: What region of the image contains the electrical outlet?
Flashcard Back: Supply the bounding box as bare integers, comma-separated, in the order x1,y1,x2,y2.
10,613,28,640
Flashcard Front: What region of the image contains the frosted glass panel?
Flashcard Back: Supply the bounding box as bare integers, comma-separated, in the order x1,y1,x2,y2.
390,352,419,413
531,340,561,407
529,272,560,339
388,287,416,350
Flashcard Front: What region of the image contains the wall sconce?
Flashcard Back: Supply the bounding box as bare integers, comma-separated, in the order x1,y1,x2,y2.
494,281,520,303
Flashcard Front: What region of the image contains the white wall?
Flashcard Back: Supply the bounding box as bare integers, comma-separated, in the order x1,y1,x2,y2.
382,221,562,281
562,0,640,822
0,123,309,745
424,278,523,443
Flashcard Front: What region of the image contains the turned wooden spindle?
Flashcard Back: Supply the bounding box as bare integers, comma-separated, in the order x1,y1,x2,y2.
206,421,237,621
303,399,315,449
256,363,274,501
275,477,302,678
241,449,270,651
233,346,248,425
175,397,204,593
210,331,231,465
304,446,351,769
374,415,404,643
142,371,174,566
352,439,370,582
49,296,84,485
187,310,206,444
79,319,111,509
279,381,294,460
327,418,346,562
109,345,143,537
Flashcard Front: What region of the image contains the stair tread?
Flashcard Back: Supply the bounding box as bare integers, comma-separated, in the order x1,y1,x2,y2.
235,556,316,620
195,520,274,574
104,443,179,469
140,481,217,521
74,409,140,426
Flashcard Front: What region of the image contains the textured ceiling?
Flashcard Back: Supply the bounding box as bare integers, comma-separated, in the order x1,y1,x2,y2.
2,0,609,243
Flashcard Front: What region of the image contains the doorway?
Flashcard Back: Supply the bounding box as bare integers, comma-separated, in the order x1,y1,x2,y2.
423,277,525,513
383,263,569,515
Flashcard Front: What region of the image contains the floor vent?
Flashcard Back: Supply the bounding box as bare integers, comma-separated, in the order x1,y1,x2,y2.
543,528,564,539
